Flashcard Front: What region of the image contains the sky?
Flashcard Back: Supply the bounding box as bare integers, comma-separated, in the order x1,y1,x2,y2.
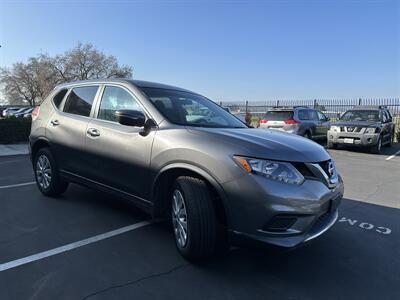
0,0,399,102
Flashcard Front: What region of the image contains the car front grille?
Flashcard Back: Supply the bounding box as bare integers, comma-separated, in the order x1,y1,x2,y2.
295,160,338,188
342,126,362,133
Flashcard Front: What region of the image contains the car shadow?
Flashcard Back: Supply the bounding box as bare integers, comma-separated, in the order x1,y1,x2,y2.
143,198,400,300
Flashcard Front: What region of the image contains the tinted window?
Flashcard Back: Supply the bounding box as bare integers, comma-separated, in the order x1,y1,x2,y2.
264,111,294,121
63,86,98,117
140,87,246,128
383,110,391,122
98,86,143,122
53,89,68,109
309,110,318,120
382,111,387,122
298,110,310,120
317,111,327,121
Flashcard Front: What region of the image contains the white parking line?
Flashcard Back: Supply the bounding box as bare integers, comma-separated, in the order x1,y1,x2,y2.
385,150,400,161
0,182,36,189
0,220,152,272
0,159,26,165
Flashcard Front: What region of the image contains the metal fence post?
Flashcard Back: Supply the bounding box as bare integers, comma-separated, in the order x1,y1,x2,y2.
314,99,317,108
245,101,248,113
359,98,362,106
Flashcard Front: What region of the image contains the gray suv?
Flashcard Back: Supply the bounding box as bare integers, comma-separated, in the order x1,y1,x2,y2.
259,107,330,140
327,106,395,153
30,79,343,260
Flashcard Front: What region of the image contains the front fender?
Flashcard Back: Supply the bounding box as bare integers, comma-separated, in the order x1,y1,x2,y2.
151,161,232,227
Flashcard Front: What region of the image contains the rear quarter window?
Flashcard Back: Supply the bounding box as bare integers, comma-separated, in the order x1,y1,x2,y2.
63,86,99,117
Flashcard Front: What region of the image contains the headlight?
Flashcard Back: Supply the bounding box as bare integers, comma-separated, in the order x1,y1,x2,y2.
364,127,380,134
330,126,340,132
233,156,305,185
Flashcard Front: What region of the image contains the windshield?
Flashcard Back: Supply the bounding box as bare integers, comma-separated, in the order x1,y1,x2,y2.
340,110,380,122
264,110,294,121
140,87,247,128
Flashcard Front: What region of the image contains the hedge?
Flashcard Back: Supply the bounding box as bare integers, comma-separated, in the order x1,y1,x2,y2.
0,117,31,144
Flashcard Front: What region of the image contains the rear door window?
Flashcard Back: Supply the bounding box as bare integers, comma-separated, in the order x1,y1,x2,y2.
264,111,294,121
63,86,99,117
298,110,310,120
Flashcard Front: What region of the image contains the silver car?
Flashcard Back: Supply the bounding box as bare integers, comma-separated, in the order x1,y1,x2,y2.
259,107,331,140
327,106,395,153
29,79,344,260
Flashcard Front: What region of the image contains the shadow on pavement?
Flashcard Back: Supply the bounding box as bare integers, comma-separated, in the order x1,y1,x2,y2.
76,198,400,300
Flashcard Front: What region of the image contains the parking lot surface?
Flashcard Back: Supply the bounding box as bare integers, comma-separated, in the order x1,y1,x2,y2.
0,146,399,300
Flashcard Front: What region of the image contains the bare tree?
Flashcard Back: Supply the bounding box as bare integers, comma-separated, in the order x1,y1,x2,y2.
51,43,132,81
0,43,133,105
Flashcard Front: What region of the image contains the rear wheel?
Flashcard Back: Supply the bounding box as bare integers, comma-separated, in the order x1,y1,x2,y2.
303,131,312,139
370,136,382,154
171,176,217,260
34,148,69,196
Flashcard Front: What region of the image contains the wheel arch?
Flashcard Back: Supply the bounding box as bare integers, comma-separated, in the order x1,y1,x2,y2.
31,138,51,162
151,163,230,227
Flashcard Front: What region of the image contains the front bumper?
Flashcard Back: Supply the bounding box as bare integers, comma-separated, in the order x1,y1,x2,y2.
222,173,344,247
327,130,379,146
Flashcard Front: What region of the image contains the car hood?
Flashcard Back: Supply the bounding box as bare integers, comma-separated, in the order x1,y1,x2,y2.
188,127,330,163
332,121,381,127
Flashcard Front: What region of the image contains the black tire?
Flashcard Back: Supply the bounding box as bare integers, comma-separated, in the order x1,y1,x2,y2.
327,141,337,149
384,133,393,148
171,176,217,260
370,136,382,154
303,131,312,139
34,148,69,196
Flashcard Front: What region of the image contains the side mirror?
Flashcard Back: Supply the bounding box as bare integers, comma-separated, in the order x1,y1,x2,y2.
115,110,145,127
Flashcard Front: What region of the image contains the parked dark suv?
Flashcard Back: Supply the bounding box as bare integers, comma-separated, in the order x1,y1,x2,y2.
259,107,330,140
30,79,343,260
327,106,395,153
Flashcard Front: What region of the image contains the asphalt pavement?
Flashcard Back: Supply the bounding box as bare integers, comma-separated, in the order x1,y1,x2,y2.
0,146,399,300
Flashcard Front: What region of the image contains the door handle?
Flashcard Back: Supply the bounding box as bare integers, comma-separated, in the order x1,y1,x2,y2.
50,120,60,126
87,128,100,137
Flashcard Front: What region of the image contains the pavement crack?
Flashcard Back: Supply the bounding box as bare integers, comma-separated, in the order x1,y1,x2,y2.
80,263,188,300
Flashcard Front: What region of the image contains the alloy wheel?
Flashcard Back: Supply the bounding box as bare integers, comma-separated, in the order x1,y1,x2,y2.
172,189,188,247
36,154,52,189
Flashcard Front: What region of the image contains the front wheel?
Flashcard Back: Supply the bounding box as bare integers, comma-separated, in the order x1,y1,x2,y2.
327,141,337,149
370,136,382,154
34,148,69,196
384,133,393,148
171,176,217,260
